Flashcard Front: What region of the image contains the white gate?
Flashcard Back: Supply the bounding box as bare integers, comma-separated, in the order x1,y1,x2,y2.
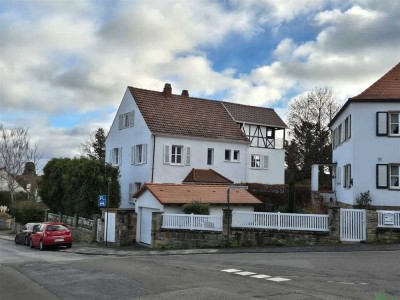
340,208,366,242
104,212,116,243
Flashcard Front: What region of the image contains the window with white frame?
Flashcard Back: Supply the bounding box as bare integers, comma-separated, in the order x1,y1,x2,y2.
111,148,121,166
224,149,231,161
233,150,240,162
224,149,240,162
390,165,400,189
207,148,214,165
389,112,400,136
343,164,351,188
118,111,135,130
163,145,191,166
131,144,147,165
251,154,268,169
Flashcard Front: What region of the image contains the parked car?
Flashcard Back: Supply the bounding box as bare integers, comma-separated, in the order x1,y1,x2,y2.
14,222,40,246
30,222,73,250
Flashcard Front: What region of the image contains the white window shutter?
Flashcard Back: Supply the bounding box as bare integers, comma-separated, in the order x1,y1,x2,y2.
262,155,269,169
377,112,388,136
163,145,170,164
118,114,123,130
131,147,135,164
377,164,388,188
185,146,191,166
348,115,351,139
129,111,135,127
119,147,122,165
143,144,147,164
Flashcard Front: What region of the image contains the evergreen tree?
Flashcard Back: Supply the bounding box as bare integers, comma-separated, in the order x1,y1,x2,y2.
81,128,107,161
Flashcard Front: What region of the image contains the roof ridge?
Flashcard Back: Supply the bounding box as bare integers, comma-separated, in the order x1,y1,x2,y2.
222,100,275,111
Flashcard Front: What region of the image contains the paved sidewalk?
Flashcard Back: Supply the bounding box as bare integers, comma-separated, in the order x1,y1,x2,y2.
1,231,400,256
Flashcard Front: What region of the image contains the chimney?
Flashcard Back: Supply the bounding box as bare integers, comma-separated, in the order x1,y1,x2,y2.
181,90,189,97
163,83,172,97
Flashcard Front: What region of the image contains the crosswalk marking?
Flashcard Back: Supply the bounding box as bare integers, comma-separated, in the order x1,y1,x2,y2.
236,271,257,276
267,277,291,282
251,274,271,279
221,269,242,273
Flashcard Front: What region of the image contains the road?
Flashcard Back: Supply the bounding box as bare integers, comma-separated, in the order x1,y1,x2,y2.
1,239,399,299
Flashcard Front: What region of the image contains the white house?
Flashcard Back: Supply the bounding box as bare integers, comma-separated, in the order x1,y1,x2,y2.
133,183,262,244
106,83,287,208
328,62,400,207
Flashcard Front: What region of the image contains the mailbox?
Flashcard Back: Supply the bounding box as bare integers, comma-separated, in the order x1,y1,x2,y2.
383,213,395,225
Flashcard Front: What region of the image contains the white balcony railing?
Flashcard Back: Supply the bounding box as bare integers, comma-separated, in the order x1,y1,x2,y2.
232,211,329,232
162,213,223,231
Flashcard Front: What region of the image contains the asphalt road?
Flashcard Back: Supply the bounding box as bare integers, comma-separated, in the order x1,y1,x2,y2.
1,238,399,299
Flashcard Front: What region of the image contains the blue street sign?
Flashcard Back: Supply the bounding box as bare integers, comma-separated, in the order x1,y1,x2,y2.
98,195,107,207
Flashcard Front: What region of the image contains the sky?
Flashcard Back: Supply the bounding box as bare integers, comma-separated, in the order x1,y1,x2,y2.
1,0,399,172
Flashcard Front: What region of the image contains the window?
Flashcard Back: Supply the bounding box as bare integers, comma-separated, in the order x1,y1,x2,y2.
251,155,268,169
233,150,240,162
111,148,121,166
390,165,400,189
132,144,147,165
336,166,341,185
343,164,351,189
389,113,400,136
163,145,190,166
225,150,231,161
118,111,135,130
207,148,214,165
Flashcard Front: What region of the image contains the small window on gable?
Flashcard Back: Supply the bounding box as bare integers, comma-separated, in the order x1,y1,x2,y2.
133,144,147,165
225,150,231,161
119,111,135,130
111,148,121,166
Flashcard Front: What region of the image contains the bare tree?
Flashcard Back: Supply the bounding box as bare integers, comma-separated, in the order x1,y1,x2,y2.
286,87,341,181
0,124,41,206
80,128,107,161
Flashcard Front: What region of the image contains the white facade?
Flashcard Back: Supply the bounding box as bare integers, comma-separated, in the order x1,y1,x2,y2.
106,88,286,208
331,102,400,206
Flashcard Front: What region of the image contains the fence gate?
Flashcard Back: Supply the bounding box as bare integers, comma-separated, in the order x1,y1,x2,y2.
340,208,366,242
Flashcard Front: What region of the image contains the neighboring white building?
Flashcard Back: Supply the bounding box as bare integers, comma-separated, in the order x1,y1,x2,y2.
328,62,400,207
106,84,287,208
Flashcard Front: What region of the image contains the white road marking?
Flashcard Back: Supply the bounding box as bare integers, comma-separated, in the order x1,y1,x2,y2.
235,271,257,276
267,277,291,282
221,269,241,273
251,274,271,279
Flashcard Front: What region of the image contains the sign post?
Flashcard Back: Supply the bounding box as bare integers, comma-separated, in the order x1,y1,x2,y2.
98,194,108,245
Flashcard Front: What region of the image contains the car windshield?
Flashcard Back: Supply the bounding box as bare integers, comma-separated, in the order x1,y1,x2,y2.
47,225,69,231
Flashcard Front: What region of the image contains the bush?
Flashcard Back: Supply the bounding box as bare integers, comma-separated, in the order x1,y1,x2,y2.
9,201,46,224
355,190,372,208
182,201,210,215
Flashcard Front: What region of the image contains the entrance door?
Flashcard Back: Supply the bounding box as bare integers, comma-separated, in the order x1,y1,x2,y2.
104,212,116,243
340,208,366,242
140,208,155,245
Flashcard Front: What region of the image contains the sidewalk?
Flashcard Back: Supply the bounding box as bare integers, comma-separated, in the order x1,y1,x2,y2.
1,231,400,256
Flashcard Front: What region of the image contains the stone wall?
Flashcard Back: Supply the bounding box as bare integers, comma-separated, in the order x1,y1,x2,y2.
365,210,400,243
100,208,137,247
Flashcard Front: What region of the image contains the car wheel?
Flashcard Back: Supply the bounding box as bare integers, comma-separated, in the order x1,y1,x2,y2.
66,243,72,249
39,240,46,251
14,236,19,244
30,239,34,248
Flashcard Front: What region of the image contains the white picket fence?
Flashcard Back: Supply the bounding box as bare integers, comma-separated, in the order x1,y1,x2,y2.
232,211,329,232
377,211,400,228
162,213,223,231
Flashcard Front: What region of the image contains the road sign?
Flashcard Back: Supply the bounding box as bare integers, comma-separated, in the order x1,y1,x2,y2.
98,195,107,207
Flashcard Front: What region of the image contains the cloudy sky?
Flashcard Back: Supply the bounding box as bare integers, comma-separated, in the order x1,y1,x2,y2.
1,0,399,171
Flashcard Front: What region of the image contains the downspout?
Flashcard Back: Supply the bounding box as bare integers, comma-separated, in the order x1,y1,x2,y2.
151,134,156,183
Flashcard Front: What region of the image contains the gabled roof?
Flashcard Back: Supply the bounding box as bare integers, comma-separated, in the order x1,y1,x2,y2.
128,86,248,142
133,183,262,205
330,62,400,127
351,62,400,100
182,169,233,185
222,101,287,128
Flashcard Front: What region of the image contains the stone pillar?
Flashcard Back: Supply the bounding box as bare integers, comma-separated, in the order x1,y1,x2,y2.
328,206,340,242
152,212,163,248
73,214,78,228
222,208,232,247
366,210,378,242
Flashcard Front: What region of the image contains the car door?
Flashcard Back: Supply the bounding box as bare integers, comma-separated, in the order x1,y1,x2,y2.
31,224,43,246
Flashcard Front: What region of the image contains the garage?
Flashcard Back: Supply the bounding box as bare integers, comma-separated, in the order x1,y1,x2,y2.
139,208,157,245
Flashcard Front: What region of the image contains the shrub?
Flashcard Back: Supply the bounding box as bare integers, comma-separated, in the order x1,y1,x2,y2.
182,201,210,215
355,190,372,208
9,201,46,224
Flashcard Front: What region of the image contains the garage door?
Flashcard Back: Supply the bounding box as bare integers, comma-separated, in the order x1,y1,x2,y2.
140,208,155,245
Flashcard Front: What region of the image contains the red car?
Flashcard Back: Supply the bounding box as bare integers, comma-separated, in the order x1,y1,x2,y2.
30,222,72,250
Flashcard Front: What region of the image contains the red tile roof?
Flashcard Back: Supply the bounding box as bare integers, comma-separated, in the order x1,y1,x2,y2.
133,184,262,205
222,101,287,128
128,86,248,142
351,62,400,100
182,169,233,185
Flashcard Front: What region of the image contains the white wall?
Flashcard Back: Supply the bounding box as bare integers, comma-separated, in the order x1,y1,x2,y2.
105,89,153,208
332,102,400,206
153,135,248,183
247,148,285,184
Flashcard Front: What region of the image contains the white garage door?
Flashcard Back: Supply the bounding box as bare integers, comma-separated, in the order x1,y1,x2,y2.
140,208,155,245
